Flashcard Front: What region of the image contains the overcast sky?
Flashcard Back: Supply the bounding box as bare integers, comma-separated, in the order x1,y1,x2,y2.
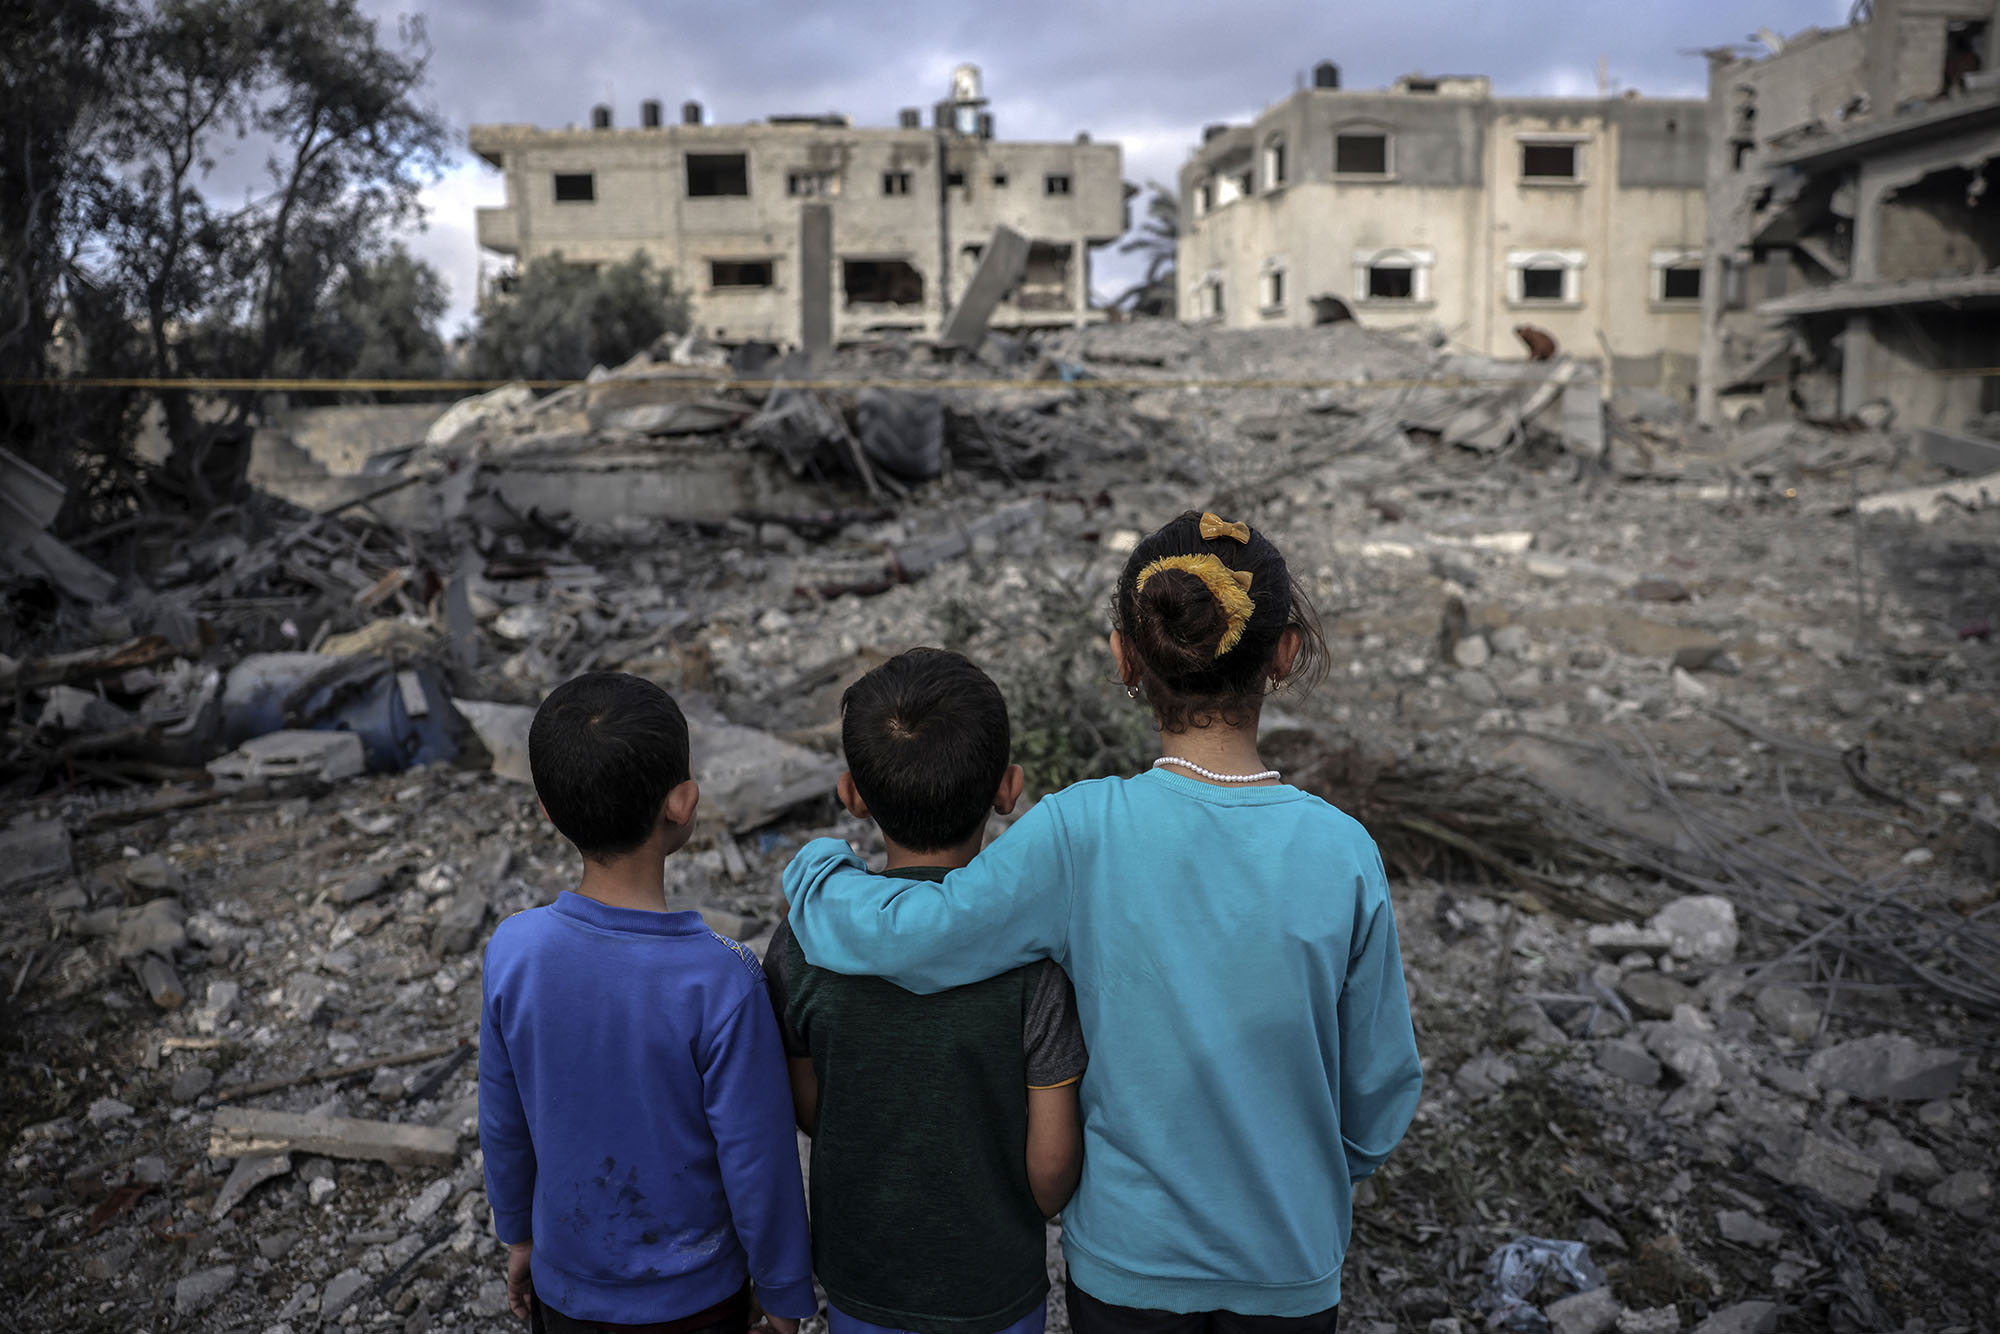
361,0,1856,332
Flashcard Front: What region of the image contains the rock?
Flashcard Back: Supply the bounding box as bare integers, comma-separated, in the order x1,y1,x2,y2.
1806,1034,1963,1102
1751,986,1818,1043
170,1065,214,1103
123,853,186,893
284,970,336,1023
1427,1322,1463,1334
1671,643,1726,671
309,1175,337,1206
321,1266,371,1318
1546,1285,1620,1334
193,979,241,1035
1453,635,1491,668
1617,971,1694,1020
368,1068,407,1102
472,1279,511,1318
175,1265,238,1314
212,1151,292,1219
1490,625,1532,658
430,883,490,957
133,1155,170,1184
1716,1209,1781,1247
1866,1125,1942,1185
1689,1302,1777,1334
114,897,188,961
405,1178,453,1225
258,1229,300,1260
1927,1170,1992,1216
1645,1029,1721,1092
85,1097,133,1125
1784,1133,1880,1210
1648,895,1738,964
1631,577,1690,603
332,872,390,905
1453,1050,1517,1100
1504,995,1572,1051
1595,1040,1663,1087
1396,1287,1450,1320
1616,1308,1681,1334
0,819,74,890
426,382,533,447
1587,922,1672,958
1454,670,1499,705
208,729,366,786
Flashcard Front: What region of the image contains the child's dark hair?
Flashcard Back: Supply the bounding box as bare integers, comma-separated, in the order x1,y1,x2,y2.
529,672,691,862
841,648,1010,853
1113,510,1326,731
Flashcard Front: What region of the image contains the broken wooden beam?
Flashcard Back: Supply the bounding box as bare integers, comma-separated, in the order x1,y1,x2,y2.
213,1039,467,1102
208,1107,457,1168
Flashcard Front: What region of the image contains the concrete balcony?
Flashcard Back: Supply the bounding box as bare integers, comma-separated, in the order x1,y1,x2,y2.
477,208,520,255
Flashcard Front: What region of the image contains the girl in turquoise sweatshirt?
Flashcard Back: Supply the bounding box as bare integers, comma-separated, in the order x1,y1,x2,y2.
784,510,1422,1333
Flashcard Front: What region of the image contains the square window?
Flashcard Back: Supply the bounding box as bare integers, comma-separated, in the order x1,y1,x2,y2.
946,169,966,187
1045,173,1071,195
686,153,748,196
1520,266,1566,300
553,173,594,202
1521,143,1577,179
710,260,773,288
882,171,912,196
1367,266,1414,300
1662,266,1702,301
1335,134,1388,175
992,170,1009,187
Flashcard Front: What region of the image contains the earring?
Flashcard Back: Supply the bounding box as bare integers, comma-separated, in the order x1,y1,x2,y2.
1125,684,1140,700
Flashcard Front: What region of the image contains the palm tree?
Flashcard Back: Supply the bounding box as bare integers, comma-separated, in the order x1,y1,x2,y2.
1113,182,1178,317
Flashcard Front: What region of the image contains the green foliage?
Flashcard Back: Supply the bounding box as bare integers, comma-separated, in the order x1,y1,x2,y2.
467,252,692,382
323,245,448,381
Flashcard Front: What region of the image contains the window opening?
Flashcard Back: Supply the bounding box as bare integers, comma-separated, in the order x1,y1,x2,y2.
553,173,594,202
1521,143,1577,179
842,259,924,306
686,153,748,196
1335,134,1388,175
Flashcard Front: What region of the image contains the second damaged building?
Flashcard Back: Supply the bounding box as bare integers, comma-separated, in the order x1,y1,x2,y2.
469,65,1125,348
1697,1,2000,429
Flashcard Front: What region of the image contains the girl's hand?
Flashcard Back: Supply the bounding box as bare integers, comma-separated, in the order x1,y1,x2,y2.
506,1240,534,1321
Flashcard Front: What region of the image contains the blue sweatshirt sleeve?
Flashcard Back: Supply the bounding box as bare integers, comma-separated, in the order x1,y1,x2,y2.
1338,853,1423,1181
701,984,816,1318
782,797,1074,994
478,962,535,1244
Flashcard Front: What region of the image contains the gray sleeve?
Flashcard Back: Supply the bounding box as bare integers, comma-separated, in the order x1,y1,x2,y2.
761,921,811,1060
1024,961,1087,1088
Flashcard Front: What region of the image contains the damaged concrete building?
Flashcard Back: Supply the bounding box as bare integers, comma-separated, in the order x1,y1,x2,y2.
1696,0,2000,429
1175,66,1710,391
468,66,1125,348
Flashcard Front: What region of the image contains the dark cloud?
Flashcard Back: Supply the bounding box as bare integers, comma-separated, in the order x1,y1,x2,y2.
366,0,1852,323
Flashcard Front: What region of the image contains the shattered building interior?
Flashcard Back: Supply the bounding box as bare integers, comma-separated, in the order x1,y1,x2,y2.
4,14,2000,1334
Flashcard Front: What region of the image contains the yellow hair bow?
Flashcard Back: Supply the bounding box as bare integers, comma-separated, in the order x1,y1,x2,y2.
1135,554,1256,657
1199,512,1251,544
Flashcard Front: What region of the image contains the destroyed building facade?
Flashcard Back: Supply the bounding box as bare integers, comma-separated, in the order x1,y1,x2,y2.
1695,0,2000,429
1175,66,1709,391
468,65,1125,348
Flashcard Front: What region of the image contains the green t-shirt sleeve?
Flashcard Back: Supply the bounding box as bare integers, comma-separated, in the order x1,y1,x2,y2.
1023,961,1086,1088
761,921,810,1059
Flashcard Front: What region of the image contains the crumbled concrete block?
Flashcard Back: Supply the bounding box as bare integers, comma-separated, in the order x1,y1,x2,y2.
170,1065,215,1103
1547,1285,1620,1334
1648,895,1739,964
1587,922,1673,958
405,1178,453,1225
332,872,390,905
175,1264,238,1314
114,897,187,960
211,1150,291,1219
1618,970,1694,1020
208,729,365,786
1645,1028,1722,1092
1806,1034,1963,1102
209,1107,458,1168
257,1229,300,1259
1689,1302,1777,1334
1716,1209,1782,1247
1784,1133,1880,1211
1866,1124,1942,1185
123,852,186,893
1616,1306,1681,1334
85,1097,133,1125
0,819,74,891
1452,1050,1517,1100
1595,1040,1662,1087
1490,624,1532,657
430,883,490,957
1927,1170,1992,1217
320,1266,371,1318
1752,986,1819,1043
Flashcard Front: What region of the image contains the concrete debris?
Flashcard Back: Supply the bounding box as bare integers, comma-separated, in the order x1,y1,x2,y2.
1647,895,1739,965
1782,1132,1881,1211
174,1264,238,1315
208,1108,459,1169
211,1150,292,1219
207,728,366,786
1686,1303,1776,1334
1545,1286,1621,1334
1715,1209,1782,1248
1805,1034,1964,1102
0,818,74,890
1927,1170,1992,1217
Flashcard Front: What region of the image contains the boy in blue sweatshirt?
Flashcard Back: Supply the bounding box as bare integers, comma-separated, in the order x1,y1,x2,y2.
480,672,814,1334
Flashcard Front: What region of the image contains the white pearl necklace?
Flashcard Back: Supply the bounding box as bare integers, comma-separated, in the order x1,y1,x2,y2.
1151,756,1282,784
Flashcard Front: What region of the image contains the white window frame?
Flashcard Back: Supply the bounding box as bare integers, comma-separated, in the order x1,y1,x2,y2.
1650,248,1703,304
1507,249,1585,305
1264,135,1288,190
1516,133,1588,184
1352,247,1435,303
1260,257,1287,313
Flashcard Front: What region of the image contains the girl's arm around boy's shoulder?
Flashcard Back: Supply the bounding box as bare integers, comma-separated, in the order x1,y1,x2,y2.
782,794,1076,993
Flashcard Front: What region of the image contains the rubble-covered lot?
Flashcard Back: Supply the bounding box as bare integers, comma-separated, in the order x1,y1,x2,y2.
4,321,1997,1332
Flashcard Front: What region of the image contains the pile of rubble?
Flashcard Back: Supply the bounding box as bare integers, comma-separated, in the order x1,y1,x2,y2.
3,316,1997,1332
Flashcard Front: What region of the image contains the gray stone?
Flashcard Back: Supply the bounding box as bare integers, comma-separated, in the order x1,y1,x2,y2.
1916,1099,1953,1128
472,1279,511,1318
1648,895,1739,964
1882,1191,1921,1217
132,1155,170,1185
1586,922,1672,958
1453,1050,1517,1100
1927,1170,1992,1216
175,1264,238,1315
1616,1310,1682,1334
1453,635,1491,668
1546,1285,1620,1334
257,1229,300,1260
1752,986,1819,1043
170,1065,214,1104
430,883,490,957
212,1151,292,1219
405,1178,453,1225
1784,1133,1880,1210
1396,1286,1450,1320
1504,995,1572,1051
1595,1039,1662,1087
333,872,390,905
1866,1125,1942,1185
1645,1029,1722,1092
1427,1322,1463,1334
1689,1302,1777,1334
1716,1209,1781,1247
123,853,186,893
321,1267,371,1318
113,897,187,960
85,1097,133,1125
1490,625,1532,657
193,979,241,1035
1618,971,1694,1020
0,819,74,890
1454,670,1499,705
1806,1034,1963,1102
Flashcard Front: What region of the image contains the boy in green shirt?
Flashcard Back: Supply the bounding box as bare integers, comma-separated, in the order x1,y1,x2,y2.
764,647,1085,1334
